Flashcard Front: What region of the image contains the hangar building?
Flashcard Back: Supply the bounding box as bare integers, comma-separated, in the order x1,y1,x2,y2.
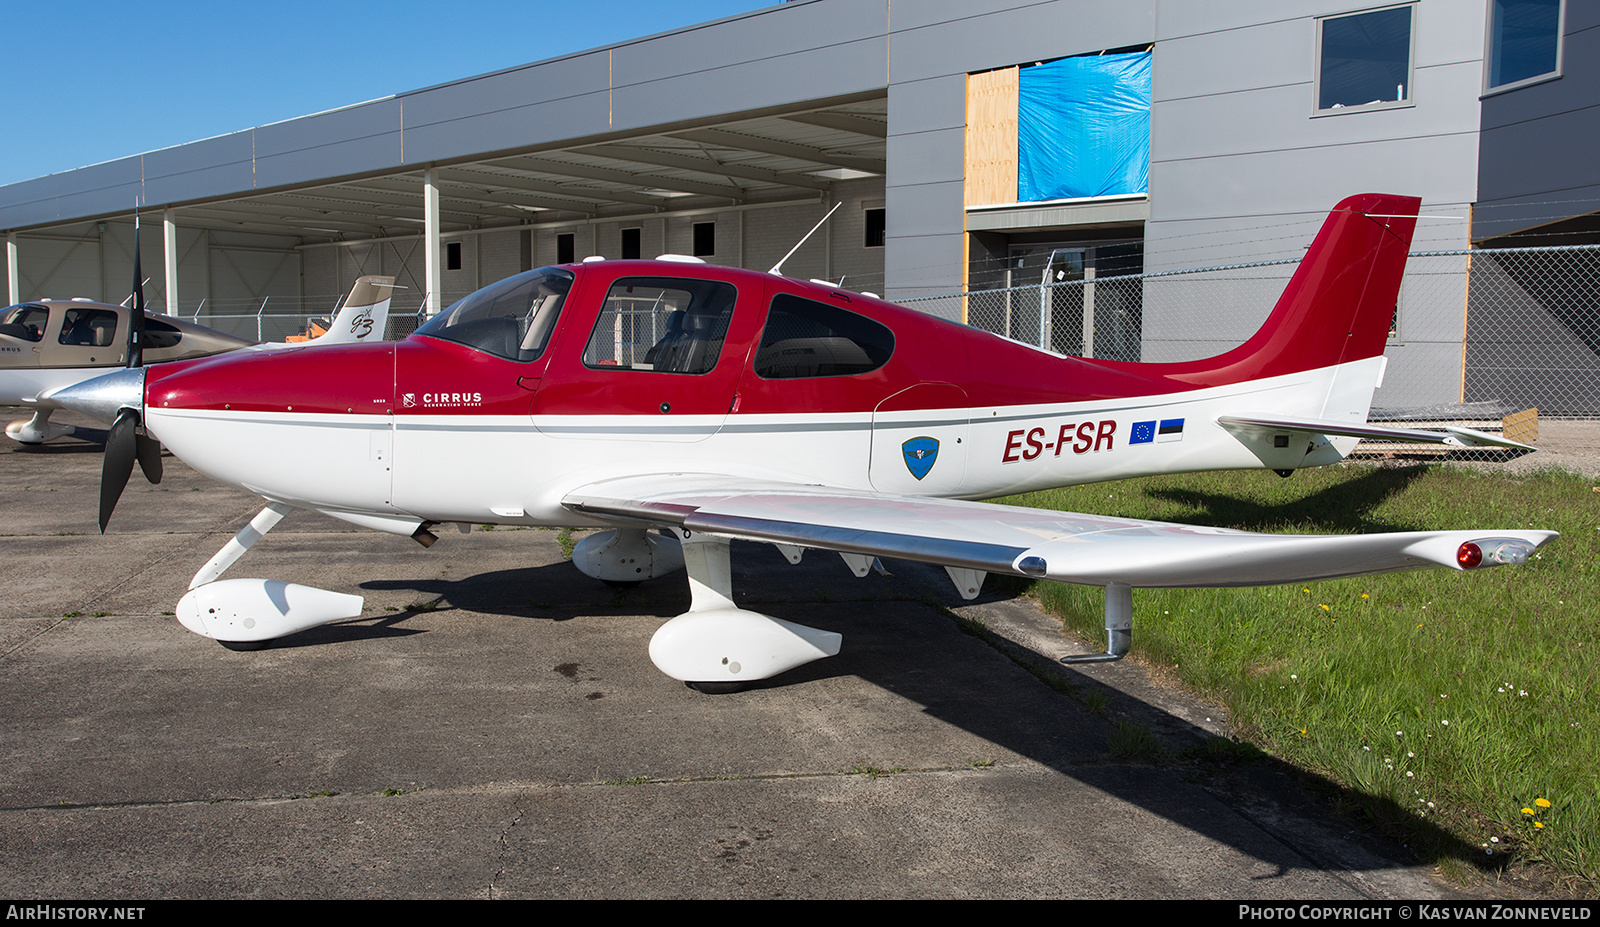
1,0,1590,409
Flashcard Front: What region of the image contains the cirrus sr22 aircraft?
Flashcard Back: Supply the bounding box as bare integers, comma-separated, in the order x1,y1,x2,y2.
53,194,1554,691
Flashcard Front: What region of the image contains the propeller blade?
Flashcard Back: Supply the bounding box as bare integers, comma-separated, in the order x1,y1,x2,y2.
135,429,162,485
100,410,138,533
128,208,145,368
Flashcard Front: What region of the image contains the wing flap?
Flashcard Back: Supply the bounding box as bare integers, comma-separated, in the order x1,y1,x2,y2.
563,474,1556,589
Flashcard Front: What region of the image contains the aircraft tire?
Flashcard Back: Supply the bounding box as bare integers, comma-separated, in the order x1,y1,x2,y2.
685,680,746,694
217,639,273,652
600,579,643,589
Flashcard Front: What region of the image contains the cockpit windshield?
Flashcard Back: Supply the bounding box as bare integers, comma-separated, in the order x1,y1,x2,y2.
0,303,51,342
415,267,574,362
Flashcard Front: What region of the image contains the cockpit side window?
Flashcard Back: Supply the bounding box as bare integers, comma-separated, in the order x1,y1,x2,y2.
415,267,574,362
582,277,737,375
754,293,894,379
0,303,50,342
58,307,119,347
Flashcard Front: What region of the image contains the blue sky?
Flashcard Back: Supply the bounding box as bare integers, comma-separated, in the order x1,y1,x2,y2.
0,0,773,188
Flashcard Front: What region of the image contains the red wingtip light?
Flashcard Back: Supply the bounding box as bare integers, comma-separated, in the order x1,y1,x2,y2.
1456,542,1483,569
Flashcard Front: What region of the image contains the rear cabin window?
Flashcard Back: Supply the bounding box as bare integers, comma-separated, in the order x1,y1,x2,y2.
754,294,894,379
58,308,119,347
145,316,184,349
582,277,737,375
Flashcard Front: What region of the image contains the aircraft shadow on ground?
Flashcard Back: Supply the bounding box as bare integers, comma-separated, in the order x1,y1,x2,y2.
305,530,1499,883
1142,465,1434,533
885,555,1504,883
277,561,693,648
8,426,110,453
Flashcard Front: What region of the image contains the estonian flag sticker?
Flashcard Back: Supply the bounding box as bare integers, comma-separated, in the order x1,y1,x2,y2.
1130,418,1185,445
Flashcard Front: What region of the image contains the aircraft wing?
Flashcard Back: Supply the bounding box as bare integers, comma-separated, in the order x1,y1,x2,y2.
562,474,1555,589
1218,414,1535,451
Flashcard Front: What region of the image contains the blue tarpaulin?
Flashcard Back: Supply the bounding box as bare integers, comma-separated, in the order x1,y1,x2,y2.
1017,51,1151,202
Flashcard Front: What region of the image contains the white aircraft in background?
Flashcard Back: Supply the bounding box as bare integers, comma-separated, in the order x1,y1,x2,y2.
1,275,397,444
54,194,1553,691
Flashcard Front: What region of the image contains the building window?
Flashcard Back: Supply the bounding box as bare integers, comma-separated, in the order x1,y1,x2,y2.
446,241,463,271
693,222,715,257
865,208,886,248
1315,5,1415,113
1486,0,1563,92
557,233,575,265
621,227,641,260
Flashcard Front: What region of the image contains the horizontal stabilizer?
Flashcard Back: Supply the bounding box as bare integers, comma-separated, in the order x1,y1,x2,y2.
1218,415,1535,451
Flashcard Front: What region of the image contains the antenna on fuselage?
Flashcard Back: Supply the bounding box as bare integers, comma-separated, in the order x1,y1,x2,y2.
767,202,842,276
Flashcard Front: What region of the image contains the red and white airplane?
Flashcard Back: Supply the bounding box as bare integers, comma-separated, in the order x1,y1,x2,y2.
54,193,1553,690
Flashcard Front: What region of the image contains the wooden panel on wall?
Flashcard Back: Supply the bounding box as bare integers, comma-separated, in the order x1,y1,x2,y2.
965,66,1018,209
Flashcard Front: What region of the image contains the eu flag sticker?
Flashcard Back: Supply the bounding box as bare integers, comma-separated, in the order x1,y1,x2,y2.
1130,421,1156,445
902,436,940,480
1157,418,1185,443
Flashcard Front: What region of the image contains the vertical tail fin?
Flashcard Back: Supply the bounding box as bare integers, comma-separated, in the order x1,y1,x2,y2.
309,276,396,345
1165,193,1419,386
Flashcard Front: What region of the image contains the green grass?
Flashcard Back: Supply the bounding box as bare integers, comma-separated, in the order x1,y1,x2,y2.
1004,463,1598,891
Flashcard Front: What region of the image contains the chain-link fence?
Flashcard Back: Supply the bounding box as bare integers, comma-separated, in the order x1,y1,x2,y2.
171,293,428,343
910,245,1600,426
1460,245,1600,416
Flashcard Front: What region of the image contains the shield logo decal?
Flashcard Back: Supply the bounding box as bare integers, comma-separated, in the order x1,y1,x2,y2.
902,436,940,480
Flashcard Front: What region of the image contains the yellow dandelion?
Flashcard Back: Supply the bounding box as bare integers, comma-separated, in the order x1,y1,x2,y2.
1320,604,1330,611
1535,822,1545,829
1362,593,1370,599
1521,807,1535,815
1303,588,1310,594
1535,797,1552,808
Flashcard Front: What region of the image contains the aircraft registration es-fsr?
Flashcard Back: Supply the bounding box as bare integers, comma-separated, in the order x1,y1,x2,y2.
55,193,1555,691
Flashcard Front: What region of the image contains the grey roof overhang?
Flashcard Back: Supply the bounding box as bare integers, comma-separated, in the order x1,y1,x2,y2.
0,1,889,241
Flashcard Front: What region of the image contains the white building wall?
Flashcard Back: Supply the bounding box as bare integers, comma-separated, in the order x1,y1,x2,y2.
1141,0,1488,407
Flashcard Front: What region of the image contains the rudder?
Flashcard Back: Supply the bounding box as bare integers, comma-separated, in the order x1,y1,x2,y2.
1154,193,1419,388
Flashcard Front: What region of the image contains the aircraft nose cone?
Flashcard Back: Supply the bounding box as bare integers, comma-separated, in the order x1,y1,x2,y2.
47,367,146,424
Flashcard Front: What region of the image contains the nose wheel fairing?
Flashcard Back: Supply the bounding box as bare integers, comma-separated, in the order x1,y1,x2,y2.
177,578,364,643
5,409,75,444
174,502,365,647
